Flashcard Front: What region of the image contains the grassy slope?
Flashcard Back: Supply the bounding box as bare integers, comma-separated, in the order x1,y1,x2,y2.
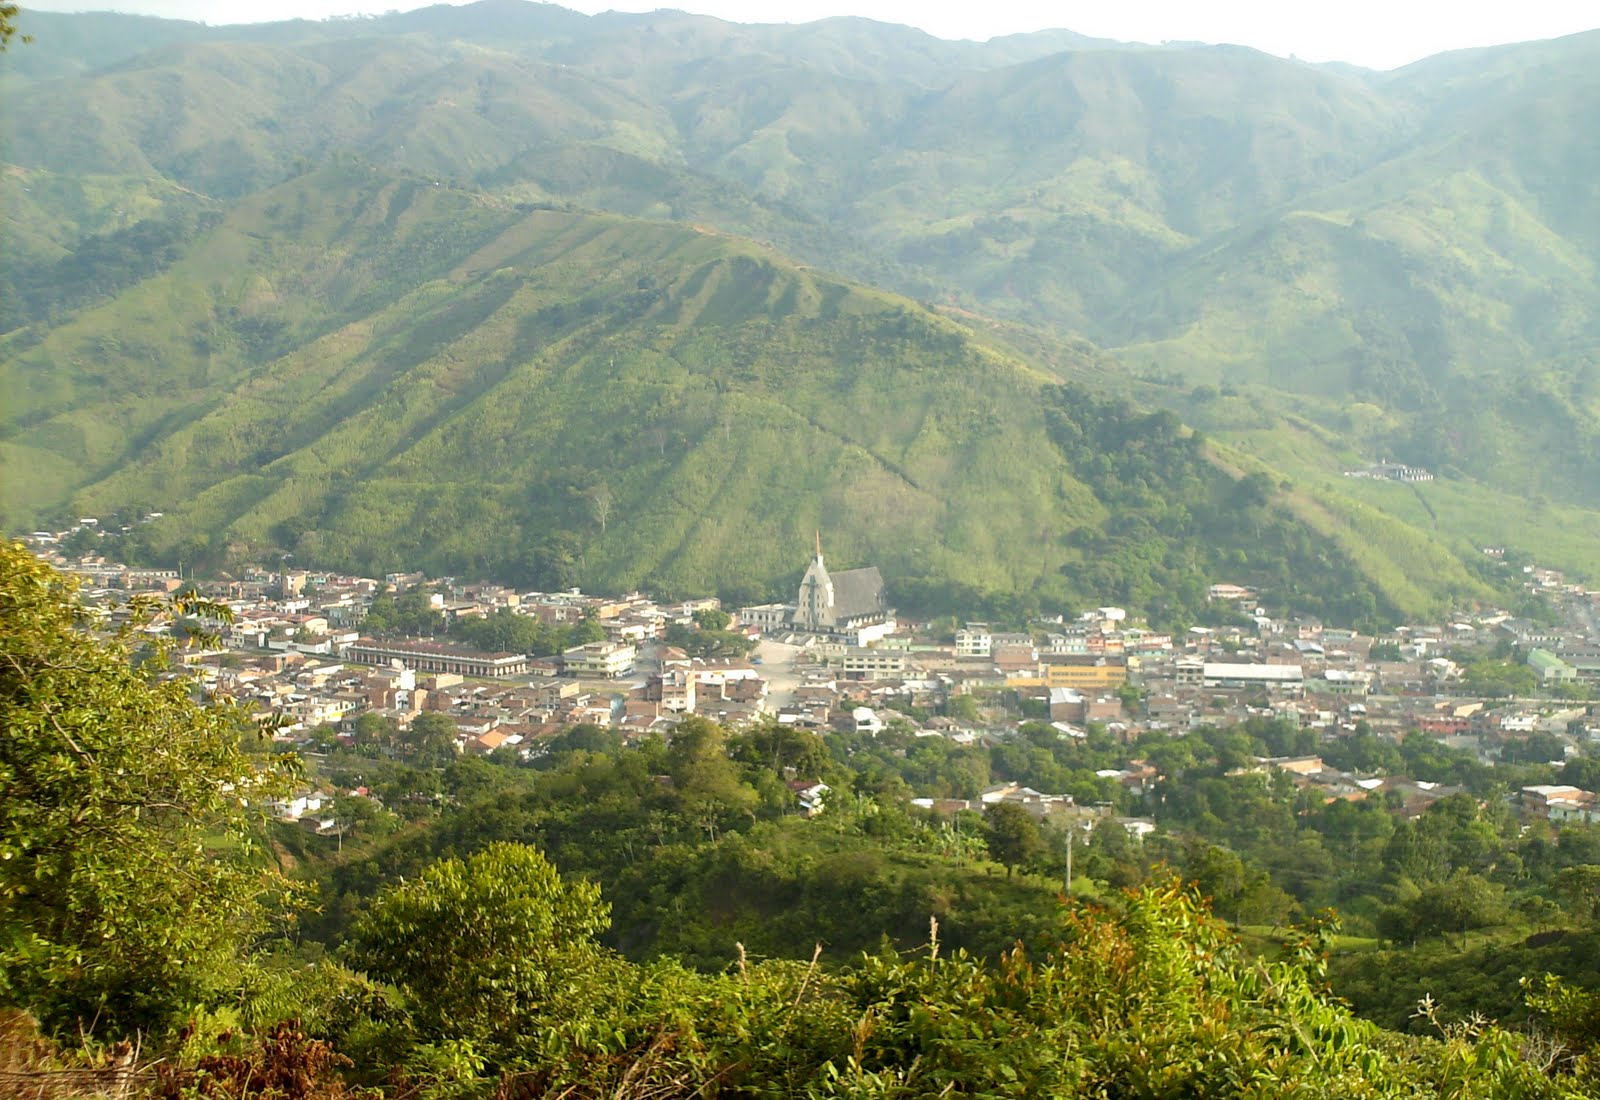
2,167,1096,602
2,164,1482,617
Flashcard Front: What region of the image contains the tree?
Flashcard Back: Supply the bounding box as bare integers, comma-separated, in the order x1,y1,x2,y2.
984,801,1046,877
1405,871,1508,948
1184,843,1248,922
667,717,758,839
733,722,831,780
588,482,614,534
947,692,980,723
1460,658,1536,699
402,712,460,768
349,842,608,1043
1557,865,1600,925
0,4,22,52
692,607,731,631
0,541,297,1038
353,710,398,756
569,608,605,646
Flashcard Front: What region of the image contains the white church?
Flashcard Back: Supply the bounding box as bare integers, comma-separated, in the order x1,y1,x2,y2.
739,534,897,645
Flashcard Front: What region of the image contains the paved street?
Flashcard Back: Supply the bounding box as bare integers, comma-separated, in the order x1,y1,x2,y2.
752,637,808,711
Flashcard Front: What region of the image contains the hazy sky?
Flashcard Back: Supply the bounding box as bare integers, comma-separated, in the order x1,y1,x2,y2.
21,0,1600,70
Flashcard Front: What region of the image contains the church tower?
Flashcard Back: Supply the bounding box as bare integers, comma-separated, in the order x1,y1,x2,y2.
794,530,836,631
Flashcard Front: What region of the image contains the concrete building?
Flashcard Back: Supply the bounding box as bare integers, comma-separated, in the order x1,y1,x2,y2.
1529,648,1578,685
1041,655,1127,691
346,639,530,679
1317,669,1374,696
562,641,637,678
955,623,993,658
1202,662,1304,692
833,647,909,680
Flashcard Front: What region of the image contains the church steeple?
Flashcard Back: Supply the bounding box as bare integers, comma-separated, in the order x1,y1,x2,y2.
796,530,834,631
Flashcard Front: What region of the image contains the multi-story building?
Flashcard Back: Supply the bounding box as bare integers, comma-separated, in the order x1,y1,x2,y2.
832,647,909,680
345,639,530,679
1201,662,1304,693
1040,655,1127,691
955,624,993,657
562,641,637,678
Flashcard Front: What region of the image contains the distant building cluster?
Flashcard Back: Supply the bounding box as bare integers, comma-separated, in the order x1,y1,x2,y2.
19,513,1600,833
1343,459,1435,482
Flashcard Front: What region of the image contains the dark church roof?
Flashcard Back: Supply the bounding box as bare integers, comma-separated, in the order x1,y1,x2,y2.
831,566,887,621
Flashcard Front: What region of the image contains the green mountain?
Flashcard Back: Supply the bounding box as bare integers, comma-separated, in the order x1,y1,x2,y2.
2,162,1483,623
5,3,1600,609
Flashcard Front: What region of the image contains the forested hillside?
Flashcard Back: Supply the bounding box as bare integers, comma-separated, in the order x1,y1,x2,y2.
5,2,1600,607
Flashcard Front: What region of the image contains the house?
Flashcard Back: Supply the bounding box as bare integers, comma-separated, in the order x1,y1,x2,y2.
1522,785,1598,821
1115,817,1158,841
1317,669,1373,696
1049,686,1086,724
789,780,830,817
852,706,885,735
955,624,993,657
266,790,324,821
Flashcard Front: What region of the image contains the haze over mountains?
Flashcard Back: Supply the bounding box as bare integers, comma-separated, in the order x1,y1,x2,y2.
3,1,1599,621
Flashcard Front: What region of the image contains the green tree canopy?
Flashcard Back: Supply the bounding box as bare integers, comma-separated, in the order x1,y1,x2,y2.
0,540,297,1038
349,841,608,1042
984,801,1047,877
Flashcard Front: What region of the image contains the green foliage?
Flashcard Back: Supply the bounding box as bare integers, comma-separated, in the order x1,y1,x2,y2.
1527,974,1600,1085
10,8,1600,601
1335,929,1600,1038
361,588,442,638
0,540,299,1039
400,713,459,769
1462,658,1539,699
0,158,1511,622
350,842,608,1044
983,801,1047,877
1044,386,1403,627
0,3,23,51
0,208,220,332
353,869,1582,1097
663,620,756,659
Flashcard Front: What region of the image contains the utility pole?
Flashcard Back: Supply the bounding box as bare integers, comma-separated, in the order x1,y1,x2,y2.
1064,821,1087,897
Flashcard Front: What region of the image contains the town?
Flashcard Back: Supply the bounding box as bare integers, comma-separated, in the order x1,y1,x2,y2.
18,521,1600,840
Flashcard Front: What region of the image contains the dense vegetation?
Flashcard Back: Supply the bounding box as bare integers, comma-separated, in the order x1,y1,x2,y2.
8,542,1600,1096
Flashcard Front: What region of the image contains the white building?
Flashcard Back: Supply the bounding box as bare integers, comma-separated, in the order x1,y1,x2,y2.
1202,663,1304,692
562,641,637,678
955,623,993,658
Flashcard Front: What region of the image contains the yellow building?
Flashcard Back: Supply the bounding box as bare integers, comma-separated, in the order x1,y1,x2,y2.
1040,656,1127,691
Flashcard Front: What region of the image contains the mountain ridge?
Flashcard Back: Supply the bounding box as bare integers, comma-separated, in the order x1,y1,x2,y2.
5,3,1600,612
